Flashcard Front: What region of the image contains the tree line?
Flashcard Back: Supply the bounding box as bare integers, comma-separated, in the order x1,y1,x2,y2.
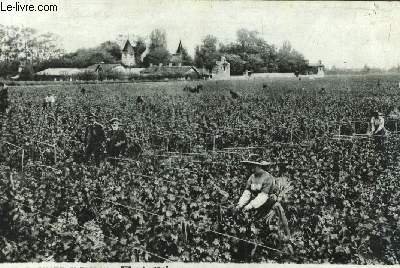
0,25,310,79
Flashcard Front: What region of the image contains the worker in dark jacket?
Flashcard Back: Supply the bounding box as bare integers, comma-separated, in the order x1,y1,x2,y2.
106,118,128,158
0,83,9,114
84,112,106,163
236,156,277,219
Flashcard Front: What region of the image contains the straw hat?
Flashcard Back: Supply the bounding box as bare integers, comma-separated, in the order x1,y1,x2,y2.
88,112,97,118
109,118,120,124
241,154,274,167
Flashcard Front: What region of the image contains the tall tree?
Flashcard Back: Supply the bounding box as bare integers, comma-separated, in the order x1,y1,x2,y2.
219,29,278,73
143,47,170,66
149,28,167,50
276,40,307,73
0,24,64,77
179,45,193,66
98,41,122,60
134,37,147,66
194,35,220,72
144,28,170,66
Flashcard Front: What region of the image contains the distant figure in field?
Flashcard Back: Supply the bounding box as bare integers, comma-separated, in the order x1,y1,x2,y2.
81,87,86,94
0,82,9,114
389,106,400,120
106,118,128,158
136,96,145,104
183,85,203,93
262,84,268,90
42,98,47,110
84,112,106,163
230,89,240,99
43,94,56,109
387,106,400,132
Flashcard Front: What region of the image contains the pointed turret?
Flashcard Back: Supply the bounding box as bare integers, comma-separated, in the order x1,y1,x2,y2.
176,40,183,54
121,40,135,67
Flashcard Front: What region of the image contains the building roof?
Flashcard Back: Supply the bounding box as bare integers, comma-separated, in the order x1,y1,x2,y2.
141,65,201,76
197,68,211,75
122,40,135,52
86,63,121,72
35,68,84,76
308,60,324,68
308,63,324,68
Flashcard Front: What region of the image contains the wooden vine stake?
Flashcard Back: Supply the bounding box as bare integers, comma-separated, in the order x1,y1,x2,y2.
21,149,24,172
290,126,293,144
9,173,15,191
54,144,57,164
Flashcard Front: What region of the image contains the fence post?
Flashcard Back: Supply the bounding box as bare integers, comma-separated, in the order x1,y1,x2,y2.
54,144,57,164
396,121,398,133
212,135,216,152
166,136,169,152
21,149,24,172
290,126,293,144
135,248,139,262
211,134,217,165
9,173,15,191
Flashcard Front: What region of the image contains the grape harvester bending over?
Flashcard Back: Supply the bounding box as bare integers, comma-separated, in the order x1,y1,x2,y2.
235,155,291,237
236,156,277,213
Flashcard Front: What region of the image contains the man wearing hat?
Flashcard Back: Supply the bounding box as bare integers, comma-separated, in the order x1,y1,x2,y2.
106,118,128,158
236,156,277,214
370,111,386,135
370,110,387,150
84,112,106,163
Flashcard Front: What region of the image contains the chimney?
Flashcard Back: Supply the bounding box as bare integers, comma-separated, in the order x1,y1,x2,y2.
169,62,172,67
159,63,163,67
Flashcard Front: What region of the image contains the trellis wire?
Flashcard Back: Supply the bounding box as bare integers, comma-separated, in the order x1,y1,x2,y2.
0,195,171,262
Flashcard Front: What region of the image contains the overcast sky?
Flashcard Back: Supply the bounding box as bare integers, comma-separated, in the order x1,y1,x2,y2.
0,0,399,69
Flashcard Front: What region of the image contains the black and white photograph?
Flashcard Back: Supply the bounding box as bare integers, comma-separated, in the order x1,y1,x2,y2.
0,0,400,266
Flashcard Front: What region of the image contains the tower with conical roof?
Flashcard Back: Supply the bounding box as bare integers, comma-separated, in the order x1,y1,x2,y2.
170,40,184,66
121,40,136,67
176,40,183,55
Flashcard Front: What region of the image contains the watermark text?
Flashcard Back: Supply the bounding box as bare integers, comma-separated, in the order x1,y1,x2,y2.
0,1,57,12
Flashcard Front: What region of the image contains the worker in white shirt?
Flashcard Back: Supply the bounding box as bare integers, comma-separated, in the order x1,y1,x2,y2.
43,94,56,109
370,111,386,136
48,94,56,107
236,156,277,214
388,106,400,120
370,111,387,150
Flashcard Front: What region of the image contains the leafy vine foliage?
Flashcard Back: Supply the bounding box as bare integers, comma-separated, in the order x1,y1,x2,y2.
1,75,400,263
